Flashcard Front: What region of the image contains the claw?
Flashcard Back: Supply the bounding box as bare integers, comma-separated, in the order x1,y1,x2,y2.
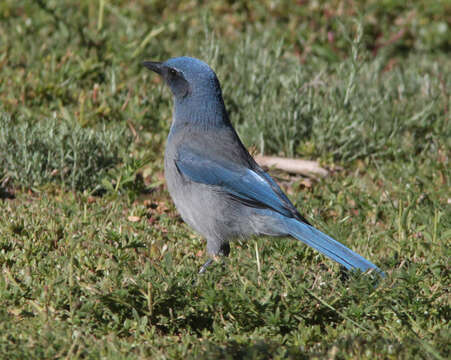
199,259,214,274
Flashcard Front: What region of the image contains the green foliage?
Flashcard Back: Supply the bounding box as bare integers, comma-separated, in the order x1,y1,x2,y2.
211,33,449,160
0,0,449,359
0,159,449,358
0,114,128,191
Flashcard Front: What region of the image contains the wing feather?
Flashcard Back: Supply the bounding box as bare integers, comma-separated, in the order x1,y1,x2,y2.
175,149,303,220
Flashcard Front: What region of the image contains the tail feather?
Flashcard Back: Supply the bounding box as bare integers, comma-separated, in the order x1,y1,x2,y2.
285,218,385,277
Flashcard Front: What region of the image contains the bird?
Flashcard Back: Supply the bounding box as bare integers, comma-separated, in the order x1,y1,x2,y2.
142,56,385,277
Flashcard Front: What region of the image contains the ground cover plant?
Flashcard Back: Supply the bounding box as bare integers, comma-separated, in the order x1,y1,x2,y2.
0,1,449,359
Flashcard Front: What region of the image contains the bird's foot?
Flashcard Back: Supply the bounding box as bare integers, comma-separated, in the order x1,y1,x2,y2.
199,259,214,274
198,255,225,274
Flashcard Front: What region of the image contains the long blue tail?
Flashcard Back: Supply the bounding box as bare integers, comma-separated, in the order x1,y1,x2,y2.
285,218,385,277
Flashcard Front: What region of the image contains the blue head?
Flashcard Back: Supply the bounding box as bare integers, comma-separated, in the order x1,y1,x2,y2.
143,56,228,128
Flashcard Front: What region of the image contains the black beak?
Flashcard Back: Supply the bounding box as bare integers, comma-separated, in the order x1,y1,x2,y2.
142,61,163,75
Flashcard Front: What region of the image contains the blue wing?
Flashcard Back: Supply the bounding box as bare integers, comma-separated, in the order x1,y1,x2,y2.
175,147,384,275
175,148,299,219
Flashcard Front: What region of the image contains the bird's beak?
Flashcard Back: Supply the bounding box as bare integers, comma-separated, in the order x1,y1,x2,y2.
142,61,163,75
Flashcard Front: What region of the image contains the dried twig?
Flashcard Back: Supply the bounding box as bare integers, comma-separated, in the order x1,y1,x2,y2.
255,155,329,177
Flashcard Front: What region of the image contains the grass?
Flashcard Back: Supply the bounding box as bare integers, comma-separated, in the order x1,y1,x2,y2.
0,114,129,190
0,1,450,359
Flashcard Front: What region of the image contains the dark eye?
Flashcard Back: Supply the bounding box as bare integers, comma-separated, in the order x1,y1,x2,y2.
168,68,177,77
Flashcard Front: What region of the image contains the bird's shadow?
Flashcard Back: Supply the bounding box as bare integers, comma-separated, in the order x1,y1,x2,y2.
0,187,15,200
197,339,316,360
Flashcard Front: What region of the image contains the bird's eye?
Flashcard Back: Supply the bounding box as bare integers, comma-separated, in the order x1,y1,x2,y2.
168,68,177,77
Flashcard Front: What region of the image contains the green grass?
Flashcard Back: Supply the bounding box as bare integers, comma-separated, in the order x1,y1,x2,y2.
0,114,129,190
0,1,450,359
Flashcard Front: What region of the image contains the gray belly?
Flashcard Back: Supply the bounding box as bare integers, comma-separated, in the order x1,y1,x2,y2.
164,157,255,242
